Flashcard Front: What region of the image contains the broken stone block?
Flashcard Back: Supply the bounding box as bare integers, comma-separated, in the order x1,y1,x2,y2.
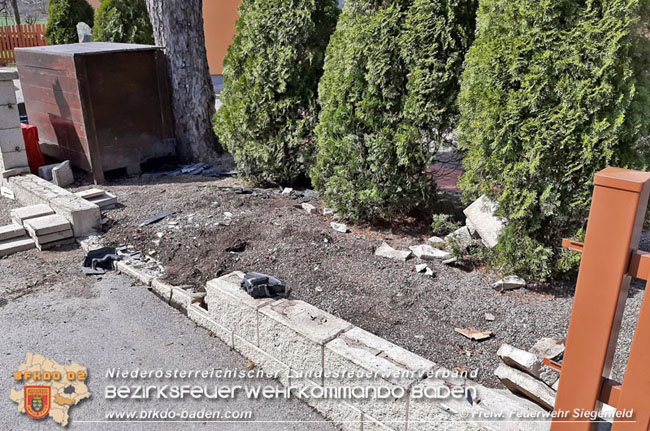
302,202,316,214
498,344,543,377
442,257,458,265
530,337,565,361
281,187,293,195
463,195,504,248
375,242,412,261
485,313,495,321
52,160,74,187
409,244,451,260
494,364,556,410
322,207,334,215
415,263,428,273
445,226,474,250
492,275,527,291
330,222,348,233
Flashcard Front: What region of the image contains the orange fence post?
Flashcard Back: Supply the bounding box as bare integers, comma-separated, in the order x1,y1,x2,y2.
552,167,650,430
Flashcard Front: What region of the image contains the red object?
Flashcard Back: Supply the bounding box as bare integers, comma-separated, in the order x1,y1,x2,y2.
21,123,45,175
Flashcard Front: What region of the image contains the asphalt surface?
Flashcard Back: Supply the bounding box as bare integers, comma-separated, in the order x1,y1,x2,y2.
0,272,335,431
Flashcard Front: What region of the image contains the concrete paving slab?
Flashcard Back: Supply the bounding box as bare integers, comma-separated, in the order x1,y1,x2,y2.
10,204,55,225
24,214,71,236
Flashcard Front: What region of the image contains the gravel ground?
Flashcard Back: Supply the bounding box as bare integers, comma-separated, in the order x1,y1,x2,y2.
63,172,643,389
1,172,643,390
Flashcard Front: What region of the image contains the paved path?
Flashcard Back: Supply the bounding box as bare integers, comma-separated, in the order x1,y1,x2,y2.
0,272,335,431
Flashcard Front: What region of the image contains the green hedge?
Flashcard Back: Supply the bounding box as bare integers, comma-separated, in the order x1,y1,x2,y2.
312,0,477,221
458,0,650,279
92,0,154,44
214,0,339,185
46,0,94,45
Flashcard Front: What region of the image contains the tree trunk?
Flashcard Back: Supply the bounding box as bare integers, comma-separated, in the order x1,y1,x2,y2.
145,0,222,163
10,0,20,25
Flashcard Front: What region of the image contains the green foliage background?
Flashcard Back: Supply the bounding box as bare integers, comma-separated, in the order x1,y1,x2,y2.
92,0,154,44
458,0,650,279
46,0,94,45
312,0,477,221
214,0,340,185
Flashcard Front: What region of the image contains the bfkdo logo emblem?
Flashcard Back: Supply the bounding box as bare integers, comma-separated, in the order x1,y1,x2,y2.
24,386,51,419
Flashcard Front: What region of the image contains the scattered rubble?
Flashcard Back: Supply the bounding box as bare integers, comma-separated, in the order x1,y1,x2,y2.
463,195,505,249
330,222,348,233
415,263,435,277
375,242,412,261
455,327,493,341
302,203,316,214
409,244,451,260
492,275,527,291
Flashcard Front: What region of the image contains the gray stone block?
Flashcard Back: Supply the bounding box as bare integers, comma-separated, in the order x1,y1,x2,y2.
0,149,28,170
324,327,435,430
233,334,292,387
151,278,173,302
0,103,20,129
0,224,25,241
187,303,233,345
494,365,556,410
10,204,55,225
0,236,35,257
299,377,364,431
0,127,24,153
206,271,274,346
52,161,74,187
463,195,504,249
0,80,17,105
116,261,154,286
258,299,352,376
24,214,71,236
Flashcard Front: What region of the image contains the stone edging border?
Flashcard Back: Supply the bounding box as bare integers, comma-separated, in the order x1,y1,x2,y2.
115,261,550,431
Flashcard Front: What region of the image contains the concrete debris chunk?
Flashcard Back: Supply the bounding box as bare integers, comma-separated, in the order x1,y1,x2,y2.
463,195,504,248
281,187,293,195
530,337,566,361
415,263,428,273
494,364,556,410
442,257,458,265
52,160,74,187
75,188,105,200
302,203,316,214
1,167,29,179
409,244,451,260
485,313,495,321
427,236,446,246
1,187,15,199
455,327,492,341
497,344,543,377
330,222,348,233
375,242,412,261
492,275,527,291
322,208,334,216
445,226,474,250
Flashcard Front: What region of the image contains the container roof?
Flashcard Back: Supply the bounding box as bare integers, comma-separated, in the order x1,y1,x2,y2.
15,42,162,56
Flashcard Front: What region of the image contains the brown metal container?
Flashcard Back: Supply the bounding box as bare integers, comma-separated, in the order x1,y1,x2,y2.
15,42,176,184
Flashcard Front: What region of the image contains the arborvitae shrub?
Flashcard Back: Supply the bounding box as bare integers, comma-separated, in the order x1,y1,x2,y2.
92,0,154,44
214,0,339,185
46,0,95,45
458,0,650,279
312,0,477,221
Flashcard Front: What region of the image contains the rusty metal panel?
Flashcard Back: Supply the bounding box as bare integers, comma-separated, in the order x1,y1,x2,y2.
15,42,176,184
